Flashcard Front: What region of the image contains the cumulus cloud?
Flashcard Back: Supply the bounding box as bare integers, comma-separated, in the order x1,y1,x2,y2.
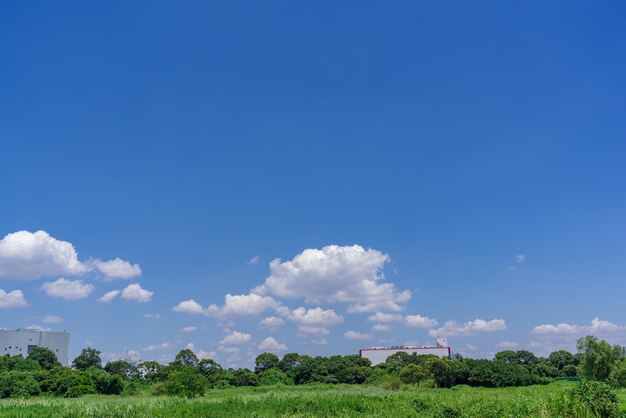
25,324,51,331
311,338,328,345
97,290,120,303
258,337,287,352
0,289,29,308
404,315,438,329
173,294,279,317
259,316,285,330
0,230,88,280
185,343,217,360
145,342,174,352
93,258,141,280
496,341,519,348
121,284,153,303
297,326,330,336
372,324,391,332
42,315,63,323
221,331,252,345
253,245,411,312
41,278,94,300
367,312,403,323
286,307,344,326
206,293,279,317
344,330,373,340
180,326,197,333
428,319,507,337
172,299,205,314
532,318,625,336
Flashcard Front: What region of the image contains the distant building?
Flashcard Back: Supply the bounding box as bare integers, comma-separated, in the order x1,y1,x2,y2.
0,329,70,365
359,336,450,365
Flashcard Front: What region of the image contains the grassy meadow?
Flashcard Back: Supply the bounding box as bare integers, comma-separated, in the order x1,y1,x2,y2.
1,381,624,418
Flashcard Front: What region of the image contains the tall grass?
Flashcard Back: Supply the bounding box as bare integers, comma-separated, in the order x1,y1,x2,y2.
0,381,624,417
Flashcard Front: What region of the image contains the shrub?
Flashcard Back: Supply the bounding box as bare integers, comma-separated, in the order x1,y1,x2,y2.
258,369,294,386
569,380,619,418
66,385,96,398
378,375,402,391
165,367,206,398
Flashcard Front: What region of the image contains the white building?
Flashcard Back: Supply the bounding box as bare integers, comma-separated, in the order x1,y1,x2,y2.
359,337,450,365
0,329,70,365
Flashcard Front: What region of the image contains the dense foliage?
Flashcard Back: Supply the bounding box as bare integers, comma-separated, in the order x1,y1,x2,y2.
0,335,623,400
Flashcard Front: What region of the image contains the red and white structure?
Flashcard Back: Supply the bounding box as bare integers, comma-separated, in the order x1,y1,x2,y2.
359,337,451,365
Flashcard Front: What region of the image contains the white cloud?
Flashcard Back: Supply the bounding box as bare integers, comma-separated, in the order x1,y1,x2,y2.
173,294,279,317
0,289,29,308
143,313,160,319
297,326,330,336
515,254,526,264
496,341,519,348
180,326,197,333
372,324,391,332
258,337,287,352
121,284,153,303
172,299,205,314
428,319,507,337
532,318,626,336
404,315,439,329
0,230,88,280
311,338,328,345
41,278,95,300
367,312,403,323
286,307,344,326
42,315,63,323
259,316,285,330
145,342,174,352
218,345,240,354
207,293,279,317
185,343,217,360
93,258,141,280
25,324,51,331
344,330,373,340
221,330,252,345
466,344,478,351
248,256,261,265
97,290,120,303
253,245,411,313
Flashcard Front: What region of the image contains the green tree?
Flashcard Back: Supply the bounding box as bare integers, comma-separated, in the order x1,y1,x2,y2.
231,368,258,387
104,360,138,379
165,367,206,398
173,349,199,368
72,348,102,371
138,361,167,382
577,336,622,381
427,358,455,388
548,350,576,371
27,347,61,370
258,368,293,386
399,364,427,386
255,352,280,373
608,359,626,388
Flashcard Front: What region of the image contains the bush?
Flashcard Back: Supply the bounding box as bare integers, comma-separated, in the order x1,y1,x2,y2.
66,385,96,398
569,380,619,418
378,375,403,391
258,369,293,386
164,367,206,398
150,382,167,396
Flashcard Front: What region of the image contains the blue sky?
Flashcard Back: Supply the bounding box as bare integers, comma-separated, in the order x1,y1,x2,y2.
1,1,625,367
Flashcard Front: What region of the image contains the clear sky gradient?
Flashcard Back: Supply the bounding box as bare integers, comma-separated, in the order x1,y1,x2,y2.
1,1,625,366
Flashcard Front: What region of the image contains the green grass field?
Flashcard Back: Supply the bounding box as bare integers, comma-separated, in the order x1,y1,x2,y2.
1,382,624,418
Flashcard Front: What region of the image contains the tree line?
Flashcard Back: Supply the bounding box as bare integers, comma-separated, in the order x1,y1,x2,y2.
0,335,624,398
